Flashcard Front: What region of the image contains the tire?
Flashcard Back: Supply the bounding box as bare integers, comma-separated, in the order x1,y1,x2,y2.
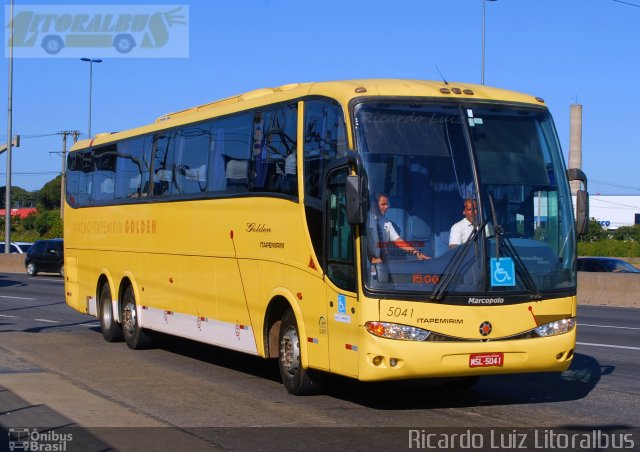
41,35,64,54
113,34,135,53
26,262,38,276
59,265,65,278
99,284,123,342
122,285,152,350
278,308,322,395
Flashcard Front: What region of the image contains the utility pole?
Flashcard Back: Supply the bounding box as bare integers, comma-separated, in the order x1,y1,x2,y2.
80,58,102,138
59,130,81,218
481,0,498,85
5,0,14,253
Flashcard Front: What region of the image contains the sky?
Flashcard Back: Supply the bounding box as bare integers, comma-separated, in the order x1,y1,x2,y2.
1,0,639,196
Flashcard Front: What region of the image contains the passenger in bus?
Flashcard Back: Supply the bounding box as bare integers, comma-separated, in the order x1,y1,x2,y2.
282,152,297,194
153,169,172,195
449,198,477,248
226,159,248,188
370,192,430,264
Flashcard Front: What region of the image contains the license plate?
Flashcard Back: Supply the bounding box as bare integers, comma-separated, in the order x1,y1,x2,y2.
469,352,504,368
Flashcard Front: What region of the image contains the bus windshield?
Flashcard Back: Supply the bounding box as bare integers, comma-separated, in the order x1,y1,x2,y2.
355,101,576,301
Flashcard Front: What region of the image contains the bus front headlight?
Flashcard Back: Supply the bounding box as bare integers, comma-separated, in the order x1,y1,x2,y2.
534,318,576,337
365,321,431,341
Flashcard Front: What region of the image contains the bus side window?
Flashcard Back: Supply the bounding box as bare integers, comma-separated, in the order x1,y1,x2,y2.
250,104,298,195
175,124,210,194
209,113,251,193
152,133,174,197
303,100,348,200
303,100,348,265
115,136,152,198
66,152,82,206
92,144,117,202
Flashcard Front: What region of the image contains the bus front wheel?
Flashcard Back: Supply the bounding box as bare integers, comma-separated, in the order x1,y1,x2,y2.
278,308,322,395
122,286,152,350
99,283,123,342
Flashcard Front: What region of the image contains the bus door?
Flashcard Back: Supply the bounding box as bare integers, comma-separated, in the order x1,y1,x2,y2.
325,168,359,377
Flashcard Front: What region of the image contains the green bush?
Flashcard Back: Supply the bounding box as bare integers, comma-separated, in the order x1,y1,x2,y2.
578,239,640,258
611,224,640,242
1,209,62,241
579,218,610,242
34,210,63,238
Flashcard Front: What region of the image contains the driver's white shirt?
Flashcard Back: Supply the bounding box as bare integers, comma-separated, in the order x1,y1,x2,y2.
376,215,400,242
449,217,473,246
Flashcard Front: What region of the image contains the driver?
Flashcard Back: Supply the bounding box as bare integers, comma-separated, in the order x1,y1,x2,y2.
449,198,477,248
371,193,430,263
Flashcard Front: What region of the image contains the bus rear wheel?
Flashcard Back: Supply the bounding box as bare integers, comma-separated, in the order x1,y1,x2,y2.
122,286,152,350
99,283,123,342
278,308,322,395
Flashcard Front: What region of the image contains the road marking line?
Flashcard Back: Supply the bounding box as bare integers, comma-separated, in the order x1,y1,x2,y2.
579,323,640,331
0,314,16,318
0,295,36,300
33,319,59,324
577,342,640,351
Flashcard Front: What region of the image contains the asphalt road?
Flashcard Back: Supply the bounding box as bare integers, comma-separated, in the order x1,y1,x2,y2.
0,273,638,451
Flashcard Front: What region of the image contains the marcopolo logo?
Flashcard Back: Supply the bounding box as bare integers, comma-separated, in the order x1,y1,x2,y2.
5,4,189,58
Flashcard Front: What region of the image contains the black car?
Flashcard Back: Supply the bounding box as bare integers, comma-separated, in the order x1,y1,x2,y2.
577,257,640,273
24,239,64,276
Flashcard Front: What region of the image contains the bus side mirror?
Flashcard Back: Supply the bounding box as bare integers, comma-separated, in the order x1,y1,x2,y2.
575,190,589,235
567,168,589,236
346,175,366,225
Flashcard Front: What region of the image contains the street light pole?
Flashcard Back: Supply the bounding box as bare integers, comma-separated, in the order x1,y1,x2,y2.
5,0,14,253
481,0,497,85
80,58,102,138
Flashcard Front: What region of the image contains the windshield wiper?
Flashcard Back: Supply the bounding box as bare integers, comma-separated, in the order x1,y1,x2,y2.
430,220,485,301
500,236,541,300
487,194,541,300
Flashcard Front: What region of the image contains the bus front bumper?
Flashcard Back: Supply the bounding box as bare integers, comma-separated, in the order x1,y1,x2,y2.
357,327,576,382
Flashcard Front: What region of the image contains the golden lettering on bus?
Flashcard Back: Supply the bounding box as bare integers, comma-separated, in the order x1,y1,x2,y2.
74,219,157,235
125,219,157,234
246,222,272,233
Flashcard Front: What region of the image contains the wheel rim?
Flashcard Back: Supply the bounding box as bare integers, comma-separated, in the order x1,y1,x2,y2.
101,299,112,328
280,325,300,377
27,263,35,275
43,38,62,54
118,40,132,52
123,301,137,336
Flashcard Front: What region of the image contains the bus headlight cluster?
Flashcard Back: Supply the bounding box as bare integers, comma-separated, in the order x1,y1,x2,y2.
365,321,431,341
534,318,576,337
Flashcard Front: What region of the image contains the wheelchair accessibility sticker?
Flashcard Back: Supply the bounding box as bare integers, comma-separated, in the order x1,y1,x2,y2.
490,258,515,287
337,294,346,314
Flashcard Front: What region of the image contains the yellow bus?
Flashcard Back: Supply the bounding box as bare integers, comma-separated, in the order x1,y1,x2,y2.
64,79,588,395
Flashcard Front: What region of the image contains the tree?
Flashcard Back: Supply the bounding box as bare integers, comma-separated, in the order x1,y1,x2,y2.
611,224,640,242
0,185,36,209
34,210,63,238
579,218,609,243
37,175,62,210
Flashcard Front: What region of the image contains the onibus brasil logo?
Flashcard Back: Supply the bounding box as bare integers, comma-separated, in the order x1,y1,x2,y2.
8,428,73,451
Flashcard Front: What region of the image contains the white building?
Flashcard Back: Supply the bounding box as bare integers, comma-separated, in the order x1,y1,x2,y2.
587,195,640,230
